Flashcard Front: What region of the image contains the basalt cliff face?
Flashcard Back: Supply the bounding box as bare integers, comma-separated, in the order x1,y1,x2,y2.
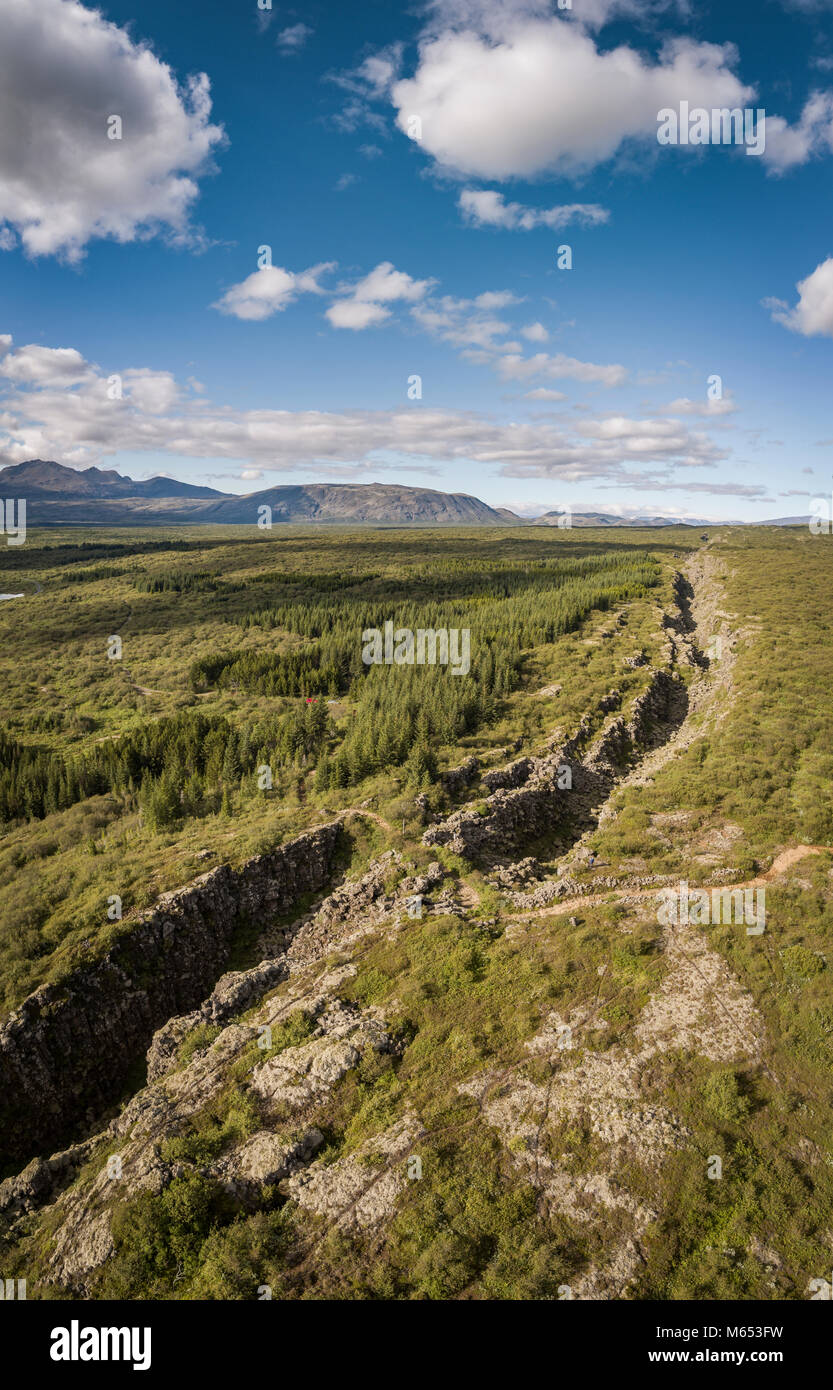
423,668,683,861
0,823,341,1170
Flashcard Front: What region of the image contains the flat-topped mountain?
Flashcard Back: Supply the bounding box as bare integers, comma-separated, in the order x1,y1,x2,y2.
202,482,511,525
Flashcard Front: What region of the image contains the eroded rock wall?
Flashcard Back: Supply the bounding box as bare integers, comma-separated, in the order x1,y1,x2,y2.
0,822,341,1168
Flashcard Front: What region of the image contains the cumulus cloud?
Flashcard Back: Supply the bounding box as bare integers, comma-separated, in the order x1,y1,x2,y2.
765,257,833,337
0,344,92,386
390,13,754,178
0,334,733,489
326,261,433,329
459,189,610,230
761,93,833,171
212,263,335,321
0,0,225,260
211,259,528,350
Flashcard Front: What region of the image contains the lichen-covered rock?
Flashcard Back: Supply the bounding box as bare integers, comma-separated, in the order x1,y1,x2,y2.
215,1128,324,1198
251,1001,395,1112
286,1116,424,1230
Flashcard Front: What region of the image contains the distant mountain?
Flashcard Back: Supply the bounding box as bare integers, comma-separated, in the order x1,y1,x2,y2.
200,482,512,526
0,459,224,500
0,460,516,526
0,459,807,529
534,510,716,529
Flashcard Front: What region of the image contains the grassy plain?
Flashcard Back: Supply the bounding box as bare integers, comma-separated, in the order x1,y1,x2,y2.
3,523,833,1301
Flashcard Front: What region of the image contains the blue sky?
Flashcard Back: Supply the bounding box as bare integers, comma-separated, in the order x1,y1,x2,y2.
1,0,833,519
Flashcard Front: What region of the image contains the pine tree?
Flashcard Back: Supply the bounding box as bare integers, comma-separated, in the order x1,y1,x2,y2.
316,750,330,791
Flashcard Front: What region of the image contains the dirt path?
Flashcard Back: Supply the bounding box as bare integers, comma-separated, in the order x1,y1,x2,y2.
508,843,828,923
331,807,395,832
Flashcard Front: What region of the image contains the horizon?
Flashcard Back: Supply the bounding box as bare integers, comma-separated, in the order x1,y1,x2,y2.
0,455,811,525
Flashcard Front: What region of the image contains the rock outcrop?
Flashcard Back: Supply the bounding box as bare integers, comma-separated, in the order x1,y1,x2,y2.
424,669,682,862
0,822,342,1169
441,756,480,795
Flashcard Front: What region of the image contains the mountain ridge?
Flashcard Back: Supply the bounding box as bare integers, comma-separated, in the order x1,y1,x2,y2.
0,459,809,528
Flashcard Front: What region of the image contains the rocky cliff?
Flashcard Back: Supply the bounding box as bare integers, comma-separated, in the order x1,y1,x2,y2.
0,823,342,1169
424,669,682,861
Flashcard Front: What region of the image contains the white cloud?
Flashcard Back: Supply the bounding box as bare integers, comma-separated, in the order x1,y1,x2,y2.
277,23,313,52
330,100,388,135
212,263,335,321
459,188,610,230
119,369,180,415
347,262,432,303
327,43,403,135
409,291,626,389
473,290,520,310
326,261,433,330
0,343,91,385
0,0,225,261
326,299,392,330
524,387,566,401
497,352,628,387
576,415,711,451
417,0,682,40
390,13,753,178
660,394,737,417
353,47,404,96
0,334,730,488
412,298,510,350
761,93,833,172
765,257,833,337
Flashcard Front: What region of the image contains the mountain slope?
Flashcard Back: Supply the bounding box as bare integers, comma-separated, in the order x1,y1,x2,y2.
201,482,511,525
0,459,224,500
